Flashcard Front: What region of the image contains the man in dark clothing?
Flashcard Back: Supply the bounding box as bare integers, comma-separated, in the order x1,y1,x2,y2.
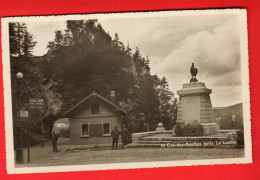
111,126,120,150
121,125,129,148
52,132,59,152
40,136,45,147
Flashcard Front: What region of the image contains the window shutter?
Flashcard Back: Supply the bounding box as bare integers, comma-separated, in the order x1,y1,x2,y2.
89,124,103,136
103,123,110,134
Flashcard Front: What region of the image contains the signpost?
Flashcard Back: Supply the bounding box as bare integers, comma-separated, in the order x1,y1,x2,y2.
20,110,29,124
30,99,45,110
28,98,44,163
29,98,44,103
20,110,28,118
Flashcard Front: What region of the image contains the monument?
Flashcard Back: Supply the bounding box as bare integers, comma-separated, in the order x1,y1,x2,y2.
176,63,219,135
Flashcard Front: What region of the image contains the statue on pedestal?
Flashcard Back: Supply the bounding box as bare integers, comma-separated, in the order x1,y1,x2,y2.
190,63,198,82
175,63,220,135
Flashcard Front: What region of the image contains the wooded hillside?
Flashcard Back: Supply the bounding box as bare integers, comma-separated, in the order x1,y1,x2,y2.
9,20,178,142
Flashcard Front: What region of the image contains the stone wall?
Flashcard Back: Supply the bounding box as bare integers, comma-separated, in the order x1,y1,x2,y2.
200,94,215,123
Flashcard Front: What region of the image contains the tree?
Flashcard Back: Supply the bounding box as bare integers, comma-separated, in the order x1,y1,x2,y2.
22,30,36,57
153,76,178,130
9,22,36,57
47,30,65,51
46,20,177,132
9,19,177,136
219,115,243,130
9,22,41,146
9,23,19,56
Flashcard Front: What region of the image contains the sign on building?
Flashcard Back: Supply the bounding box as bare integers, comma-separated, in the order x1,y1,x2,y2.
29,98,44,110
20,110,28,117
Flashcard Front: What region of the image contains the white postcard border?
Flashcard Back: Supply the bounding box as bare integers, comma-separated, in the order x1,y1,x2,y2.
1,9,252,174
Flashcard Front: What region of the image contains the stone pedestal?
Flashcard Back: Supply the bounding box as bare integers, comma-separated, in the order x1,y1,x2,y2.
176,82,219,135
156,122,165,131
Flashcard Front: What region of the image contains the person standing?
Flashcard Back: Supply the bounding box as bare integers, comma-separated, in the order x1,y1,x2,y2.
52,131,59,152
111,126,120,150
121,125,129,148
40,135,45,147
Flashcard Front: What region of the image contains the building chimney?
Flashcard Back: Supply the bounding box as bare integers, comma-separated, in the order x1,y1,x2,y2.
110,91,116,104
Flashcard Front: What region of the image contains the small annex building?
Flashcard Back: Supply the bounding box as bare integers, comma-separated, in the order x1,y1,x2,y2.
63,91,126,146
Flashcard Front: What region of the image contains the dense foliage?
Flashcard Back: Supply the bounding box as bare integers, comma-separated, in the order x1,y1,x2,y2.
10,20,178,140
236,129,244,146
9,22,36,57
214,103,244,130
218,115,243,130
174,120,204,136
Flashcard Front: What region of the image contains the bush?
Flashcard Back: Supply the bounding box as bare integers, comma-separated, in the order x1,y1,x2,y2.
13,126,40,149
236,129,244,146
175,120,203,136
219,115,244,130
174,121,184,136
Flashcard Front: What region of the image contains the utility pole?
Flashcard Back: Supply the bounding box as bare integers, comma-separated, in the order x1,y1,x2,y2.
28,109,30,163
17,22,21,57
15,23,24,164
15,72,24,164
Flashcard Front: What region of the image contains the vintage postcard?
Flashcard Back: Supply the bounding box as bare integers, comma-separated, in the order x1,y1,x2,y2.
1,9,251,174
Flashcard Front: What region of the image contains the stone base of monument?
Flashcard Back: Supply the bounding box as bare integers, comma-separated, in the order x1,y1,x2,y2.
127,130,239,149
156,122,165,132
156,127,165,131
201,123,220,135
176,81,220,135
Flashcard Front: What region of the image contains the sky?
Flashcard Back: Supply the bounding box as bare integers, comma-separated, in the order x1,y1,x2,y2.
25,13,242,107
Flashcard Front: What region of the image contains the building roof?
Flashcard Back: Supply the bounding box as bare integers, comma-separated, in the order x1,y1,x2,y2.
62,92,127,116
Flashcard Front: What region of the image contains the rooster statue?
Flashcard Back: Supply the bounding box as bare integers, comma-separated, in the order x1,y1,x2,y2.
190,62,198,82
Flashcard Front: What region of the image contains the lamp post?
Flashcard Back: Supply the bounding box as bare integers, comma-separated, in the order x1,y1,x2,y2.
16,72,24,163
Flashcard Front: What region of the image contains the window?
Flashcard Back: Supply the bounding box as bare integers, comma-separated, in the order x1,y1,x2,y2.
89,124,103,136
81,124,89,136
91,104,99,115
103,123,110,135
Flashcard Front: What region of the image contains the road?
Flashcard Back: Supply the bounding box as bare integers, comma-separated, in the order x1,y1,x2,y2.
16,138,244,167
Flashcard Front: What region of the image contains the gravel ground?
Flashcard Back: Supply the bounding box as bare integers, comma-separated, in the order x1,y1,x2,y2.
15,139,244,167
